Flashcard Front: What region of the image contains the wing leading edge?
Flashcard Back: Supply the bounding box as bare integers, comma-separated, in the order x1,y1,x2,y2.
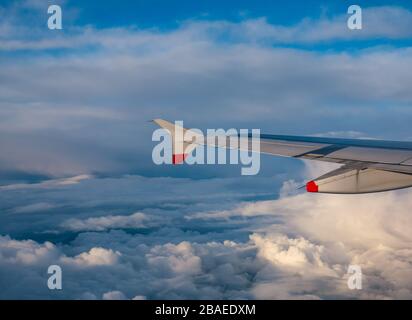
152,119,412,194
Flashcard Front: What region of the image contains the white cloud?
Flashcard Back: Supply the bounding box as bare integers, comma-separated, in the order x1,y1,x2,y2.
187,176,412,299
61,247,121,267
251,234,335,273
0,235,58,265
264,190,412,249
61,212,147,232
1,6,412,51
146,242,202,276
102,290,127,300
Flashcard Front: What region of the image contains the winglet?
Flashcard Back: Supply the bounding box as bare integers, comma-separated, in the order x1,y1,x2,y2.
152,119,201,165
172,154,188,165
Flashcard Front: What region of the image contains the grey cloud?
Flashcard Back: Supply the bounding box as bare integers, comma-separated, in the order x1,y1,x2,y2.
12,202,57,214
61,212,148,232
0,174,285,237
1,5,412,178
1,38,412,177
102,290,127,300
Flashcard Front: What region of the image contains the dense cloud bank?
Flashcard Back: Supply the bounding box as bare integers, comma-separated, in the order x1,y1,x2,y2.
1,173,412,299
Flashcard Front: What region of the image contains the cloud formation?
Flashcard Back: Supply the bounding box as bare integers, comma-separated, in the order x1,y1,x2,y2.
1,170,412,299
61,212,147,232
1,4,412,179
61,247,121,267
2,5,412,51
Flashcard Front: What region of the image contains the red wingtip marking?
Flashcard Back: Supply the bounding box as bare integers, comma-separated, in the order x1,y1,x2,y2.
172,154,187,165
306,181,319,193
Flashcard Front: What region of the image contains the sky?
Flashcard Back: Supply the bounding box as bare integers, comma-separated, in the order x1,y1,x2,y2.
1,0,412,299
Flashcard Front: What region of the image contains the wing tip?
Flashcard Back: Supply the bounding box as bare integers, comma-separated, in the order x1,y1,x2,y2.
172,154,188,165
306,181,319,193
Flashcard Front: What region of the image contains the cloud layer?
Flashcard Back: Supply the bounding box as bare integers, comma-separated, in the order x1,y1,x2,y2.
1,170,412,299
1,3,412,179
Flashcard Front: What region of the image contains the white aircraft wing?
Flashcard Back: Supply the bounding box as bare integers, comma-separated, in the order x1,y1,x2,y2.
153,119,412,194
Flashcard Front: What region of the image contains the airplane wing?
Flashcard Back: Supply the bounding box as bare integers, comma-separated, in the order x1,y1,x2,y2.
152,119,412,194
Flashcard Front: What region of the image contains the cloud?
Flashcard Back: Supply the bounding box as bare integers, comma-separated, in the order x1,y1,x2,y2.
61,212,147,232
1,160,412,299
2,178,412,299
1,6,412,51
268,6,412,43
247,190,412,250
12,202,57,214
187,179,412,299
102,290,127,300
0,175,93,190
61,247,121,267
146,242,202,276
0,236,59,265
0,235,121,268
251,234,333,272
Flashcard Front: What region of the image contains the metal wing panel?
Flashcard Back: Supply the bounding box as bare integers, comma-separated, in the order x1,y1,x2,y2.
259,135,412,165
401,158,412,165
202,136,331,158
259,139,330,157
259,134,412,150
324,147,412,164
367,163,412,174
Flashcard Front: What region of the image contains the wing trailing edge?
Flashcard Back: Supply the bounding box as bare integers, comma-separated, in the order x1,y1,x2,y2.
307,165,412,194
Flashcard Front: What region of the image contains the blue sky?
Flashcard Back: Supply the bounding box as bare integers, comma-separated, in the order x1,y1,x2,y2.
1,0,412,300
68,0,360,28
43,0,412,28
